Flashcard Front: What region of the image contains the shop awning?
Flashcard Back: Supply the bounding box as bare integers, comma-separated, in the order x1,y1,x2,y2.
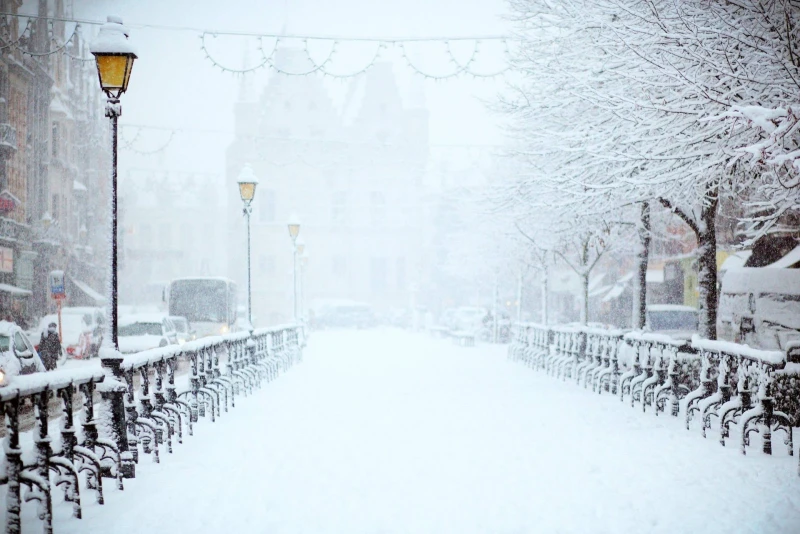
68,276,107,305
646,269,664,283
766,245,800,269
0,283,32,297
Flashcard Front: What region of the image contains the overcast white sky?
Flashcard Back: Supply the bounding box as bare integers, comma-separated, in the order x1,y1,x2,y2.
69,0,512,176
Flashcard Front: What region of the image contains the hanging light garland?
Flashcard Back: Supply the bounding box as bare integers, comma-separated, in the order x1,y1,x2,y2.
0,11,513,79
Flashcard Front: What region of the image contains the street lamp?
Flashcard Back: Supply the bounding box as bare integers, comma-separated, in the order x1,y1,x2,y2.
287,213,300,321
237,164,259,328
301,252,309,320
295,237,306,319
90,14,137,479
91,15,137,351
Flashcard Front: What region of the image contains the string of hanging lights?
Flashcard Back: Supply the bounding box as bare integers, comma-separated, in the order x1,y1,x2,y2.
0,11,513,79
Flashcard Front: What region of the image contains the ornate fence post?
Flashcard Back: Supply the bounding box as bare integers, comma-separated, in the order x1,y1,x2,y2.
4,395,23,534
98,353,135,478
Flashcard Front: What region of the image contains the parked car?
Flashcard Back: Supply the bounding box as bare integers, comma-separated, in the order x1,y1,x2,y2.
118,314,179,354
168,315,196,345
644,304,699,340
718,267,800,351
0,321,46,386
453,306,489,333
316,303,377,329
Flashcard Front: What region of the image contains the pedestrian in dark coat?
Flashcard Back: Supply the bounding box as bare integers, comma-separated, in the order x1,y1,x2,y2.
39,322,61,371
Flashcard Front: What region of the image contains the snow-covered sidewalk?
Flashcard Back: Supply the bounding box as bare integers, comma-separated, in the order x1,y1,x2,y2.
37,329,800,533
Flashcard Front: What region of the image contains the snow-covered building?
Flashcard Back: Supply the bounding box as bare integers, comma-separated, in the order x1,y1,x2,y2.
227,52,429,326
119,170,226,307
0,0,110,324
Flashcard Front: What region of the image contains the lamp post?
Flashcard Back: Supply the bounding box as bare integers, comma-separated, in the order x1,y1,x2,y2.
237,165,259,328
301,252,309,320
90,15,137,478
295,237,306,319
90,15,137,350
287,213,301,321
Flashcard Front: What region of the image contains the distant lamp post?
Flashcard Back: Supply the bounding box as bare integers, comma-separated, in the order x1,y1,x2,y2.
237,164,259,328
301,252,309,320
295,237,306,319
90,14,137,479
90,15,137,351
287,213,301,321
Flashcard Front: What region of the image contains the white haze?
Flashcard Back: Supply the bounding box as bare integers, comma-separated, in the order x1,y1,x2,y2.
59,0,514,324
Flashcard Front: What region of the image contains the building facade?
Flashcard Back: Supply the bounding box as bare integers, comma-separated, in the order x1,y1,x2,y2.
227,51,429,326
0,0,110,325
118,169,227,307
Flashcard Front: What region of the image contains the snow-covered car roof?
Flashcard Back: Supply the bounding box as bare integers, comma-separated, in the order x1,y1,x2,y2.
170,276,234,284
0,320,19,336
646,305,697,313
118,335,166,354
119,314,168,326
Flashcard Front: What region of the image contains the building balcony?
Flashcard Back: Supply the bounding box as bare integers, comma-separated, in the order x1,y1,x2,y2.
0,123,17,156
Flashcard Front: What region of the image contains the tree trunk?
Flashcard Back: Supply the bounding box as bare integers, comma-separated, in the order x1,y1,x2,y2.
697,195,719,340
516,270,523,323
541,266,548,325
633,201,651,329
581,272,589,325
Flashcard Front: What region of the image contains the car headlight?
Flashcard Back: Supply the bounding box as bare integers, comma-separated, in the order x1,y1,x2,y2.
220,325,230,334
0,368,6,384
178,339,185,345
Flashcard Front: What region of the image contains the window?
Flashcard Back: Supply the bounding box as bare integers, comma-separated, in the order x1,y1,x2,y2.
162,225,172,250
14,332,28,353
332,191,347,225
284,100,292,110
0,246,13,273
140,224,152,247
259,255,275,275
52,122,59,158
371,257,387,291
51,194,59,221
259,190,276,223
370,192,385,227
182,223,192,250
333,256,346,276
396,257,406,289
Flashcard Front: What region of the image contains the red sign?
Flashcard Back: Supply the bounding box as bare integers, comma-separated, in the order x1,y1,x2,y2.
0,191,17,213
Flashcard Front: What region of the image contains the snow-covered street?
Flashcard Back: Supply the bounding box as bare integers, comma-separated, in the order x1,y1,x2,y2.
44,330,800,534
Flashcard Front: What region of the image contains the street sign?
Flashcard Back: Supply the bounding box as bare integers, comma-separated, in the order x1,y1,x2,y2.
49,270,66,298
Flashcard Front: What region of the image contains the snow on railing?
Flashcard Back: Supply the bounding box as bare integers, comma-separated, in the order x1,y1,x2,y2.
1,324,305,534
507,322,800,475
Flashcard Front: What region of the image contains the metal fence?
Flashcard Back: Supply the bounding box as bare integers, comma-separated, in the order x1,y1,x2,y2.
508,323,800,473
0,324,304,534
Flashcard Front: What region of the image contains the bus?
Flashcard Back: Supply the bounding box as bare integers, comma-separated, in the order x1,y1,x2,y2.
164,277,237,338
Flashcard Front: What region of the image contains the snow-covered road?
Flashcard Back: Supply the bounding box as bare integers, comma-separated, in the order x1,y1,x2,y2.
47,330,800,533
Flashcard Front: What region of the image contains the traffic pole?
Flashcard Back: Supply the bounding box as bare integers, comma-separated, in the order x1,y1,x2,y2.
57,298,63,343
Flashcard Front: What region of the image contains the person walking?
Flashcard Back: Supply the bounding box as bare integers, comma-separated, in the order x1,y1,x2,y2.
39,322,61,371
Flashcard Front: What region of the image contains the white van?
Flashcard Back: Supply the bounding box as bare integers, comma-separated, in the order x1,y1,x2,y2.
717,267,800,351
